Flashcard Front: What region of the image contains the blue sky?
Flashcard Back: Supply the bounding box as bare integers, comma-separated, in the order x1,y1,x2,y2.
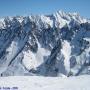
0,0,90,18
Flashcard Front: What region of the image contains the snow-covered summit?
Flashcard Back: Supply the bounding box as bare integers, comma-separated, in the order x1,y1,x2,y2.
0,10,90,77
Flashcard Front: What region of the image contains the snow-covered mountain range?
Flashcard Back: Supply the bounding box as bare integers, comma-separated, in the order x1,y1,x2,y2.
0,11,90,77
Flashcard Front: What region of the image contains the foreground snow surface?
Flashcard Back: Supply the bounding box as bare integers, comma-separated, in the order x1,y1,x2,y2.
0,75,90,90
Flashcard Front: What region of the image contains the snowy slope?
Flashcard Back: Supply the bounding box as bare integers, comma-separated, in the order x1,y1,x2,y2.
0,75,90,90
0,11,90,77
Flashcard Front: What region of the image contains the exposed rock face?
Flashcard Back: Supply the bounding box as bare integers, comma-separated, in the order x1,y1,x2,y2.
0,11,90,77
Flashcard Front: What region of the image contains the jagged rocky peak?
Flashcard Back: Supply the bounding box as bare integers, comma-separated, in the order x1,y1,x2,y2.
0,10,87,29
0,10,90,77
